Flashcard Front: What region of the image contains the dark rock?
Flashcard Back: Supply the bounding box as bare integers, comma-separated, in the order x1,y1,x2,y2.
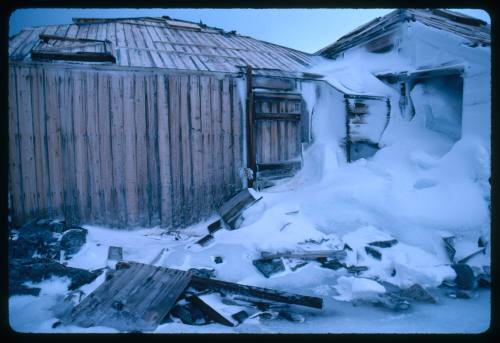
399,284,437,304
231,310,249,324
189,268,216,279
451,264,477,290
10,221,61,259
252,258,285,278
170,302,211,325
343,243,353,251
60,227,88,259
365,246,382,260
375,293,410,311
9,258,101,296
346,265,369,275
368,239,398,248
278,310,305,322
320,259,345,270
213,256,223,264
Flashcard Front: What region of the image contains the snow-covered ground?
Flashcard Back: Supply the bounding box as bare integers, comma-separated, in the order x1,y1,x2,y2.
9,118,491,332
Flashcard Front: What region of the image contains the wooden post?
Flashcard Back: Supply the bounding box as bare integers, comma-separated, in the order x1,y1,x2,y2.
245,65,256,187
344,97,352,163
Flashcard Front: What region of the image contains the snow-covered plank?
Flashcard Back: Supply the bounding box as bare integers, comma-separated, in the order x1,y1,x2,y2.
63,262,192,332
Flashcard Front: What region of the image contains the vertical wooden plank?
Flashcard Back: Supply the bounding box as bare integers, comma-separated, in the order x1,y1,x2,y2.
180,75,193,225
44,69,63,219
110,73,127,226
85,71,103,224
71,70,88,223
189,75,203,221
145,74,160,226
36,67,51,219
270,120,279,162
230,80,243,193
8,66,24,225
97,73,113,226
30,66,47,218
168,75,182,227
16,66,37,221
58,70,78,224
221,78,232,198
278,121,285,161
199,76,213,218
210,77,223,206
157,74,172,228
134,74,148,226
262,121,271,163
122,73,139,226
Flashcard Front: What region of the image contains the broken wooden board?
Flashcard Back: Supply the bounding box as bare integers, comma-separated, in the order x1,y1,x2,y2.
260,250,347,261
442,236,456,263
207,219,223,234
62,262,192,332
367,239,398,248
187,293,248,327
196,234,214,246
190,275,323,309
457,247,486,264
218,188,260,230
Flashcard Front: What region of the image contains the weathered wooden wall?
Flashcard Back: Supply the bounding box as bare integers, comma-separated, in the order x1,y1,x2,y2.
8,64,244,228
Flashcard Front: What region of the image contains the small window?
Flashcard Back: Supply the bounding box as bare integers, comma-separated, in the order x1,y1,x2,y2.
31,34,116,63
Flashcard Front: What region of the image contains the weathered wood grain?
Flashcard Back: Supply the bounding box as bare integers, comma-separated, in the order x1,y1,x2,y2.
157,74,173,227
134,74,148,226
199,75,213,218
179,75,193,225
189,75,203,220
168,74,182,227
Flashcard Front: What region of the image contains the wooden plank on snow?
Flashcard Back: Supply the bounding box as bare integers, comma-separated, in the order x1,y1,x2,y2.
218,188,258,230
63,262,192,332
190,275,323,309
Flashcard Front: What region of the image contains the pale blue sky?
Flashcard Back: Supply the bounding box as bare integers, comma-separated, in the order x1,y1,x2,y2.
9,8,491,53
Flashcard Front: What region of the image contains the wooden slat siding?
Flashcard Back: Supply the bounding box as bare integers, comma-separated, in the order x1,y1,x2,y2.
8,67,24,224
56,69,71,220
221,78,232,198
29,66,46,217
122,73,139,226
97,73,113,224
199,76,213,218
85,71,102,223
37,67,52,217
211,78,223,206
168,75,182,227
44,69,61,217
132,74,148,226
270,120,279,162
157,74,173,227
16,67,37,219
71,70,87,223
189,75,203,221
109,74,125,226
179,75,193,225
146,75,161,226
278,121,286,161
231,80,243,194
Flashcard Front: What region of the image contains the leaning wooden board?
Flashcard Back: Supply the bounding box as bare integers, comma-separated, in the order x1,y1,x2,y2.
62,262,192,332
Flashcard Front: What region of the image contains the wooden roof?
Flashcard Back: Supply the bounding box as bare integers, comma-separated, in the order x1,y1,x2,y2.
316,9,491,58
9,16,312,74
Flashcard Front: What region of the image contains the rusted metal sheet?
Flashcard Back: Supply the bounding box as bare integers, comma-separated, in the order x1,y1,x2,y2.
62,262,192,332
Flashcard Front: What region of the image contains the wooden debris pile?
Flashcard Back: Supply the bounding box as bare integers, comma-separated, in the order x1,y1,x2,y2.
57,261,323,332
196,188,262,246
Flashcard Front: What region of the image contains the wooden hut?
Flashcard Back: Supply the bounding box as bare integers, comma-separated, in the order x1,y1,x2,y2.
8,16,321,228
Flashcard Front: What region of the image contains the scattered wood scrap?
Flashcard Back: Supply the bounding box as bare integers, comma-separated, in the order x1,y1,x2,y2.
367,239,398,248
252,258,286,278
107,246,123,263
61,262,192,332
190,275,323,309
218,188,262,230
442,236,456,263
364,246,382,260
260,250,347,261
187,293,248,326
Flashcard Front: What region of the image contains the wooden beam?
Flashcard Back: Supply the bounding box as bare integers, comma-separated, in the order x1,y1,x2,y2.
255,113,300,121
190,275,323,309
260,250,347,261
31,51,116,63
246,65,256,186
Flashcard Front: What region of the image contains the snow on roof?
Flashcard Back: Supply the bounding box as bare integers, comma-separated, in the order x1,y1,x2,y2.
9,16,312,75
316,9,490,58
